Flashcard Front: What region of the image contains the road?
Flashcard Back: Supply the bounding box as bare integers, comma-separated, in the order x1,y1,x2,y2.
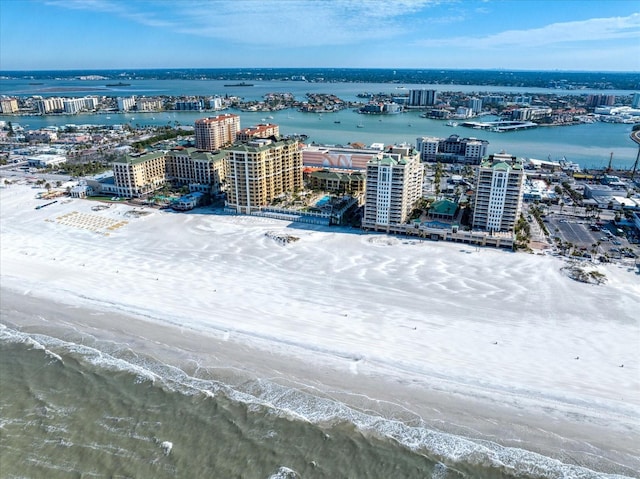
0,166,73,184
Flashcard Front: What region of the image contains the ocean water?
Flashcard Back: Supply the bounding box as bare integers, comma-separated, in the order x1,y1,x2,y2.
0,78,638,170
1,317,634,479
0,324,458,479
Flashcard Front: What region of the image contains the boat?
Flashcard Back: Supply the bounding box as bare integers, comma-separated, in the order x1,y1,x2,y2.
223,81,254,87
446,121,458,127
106,82,131,87
357,123,364,128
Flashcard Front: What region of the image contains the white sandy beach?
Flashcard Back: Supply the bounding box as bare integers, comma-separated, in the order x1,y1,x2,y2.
1,181,639,476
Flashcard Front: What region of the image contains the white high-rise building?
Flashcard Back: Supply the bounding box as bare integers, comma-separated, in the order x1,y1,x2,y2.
468,97,482,114
362,146,423,232
472,153,525,233
34,97,64,114
209,96,223,110
63,97,98,114
117,96,136,111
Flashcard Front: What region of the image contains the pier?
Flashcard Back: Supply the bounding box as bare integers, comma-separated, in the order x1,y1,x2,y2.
461,120,538,132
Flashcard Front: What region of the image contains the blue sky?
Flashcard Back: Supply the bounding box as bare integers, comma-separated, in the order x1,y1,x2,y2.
1,0,638,71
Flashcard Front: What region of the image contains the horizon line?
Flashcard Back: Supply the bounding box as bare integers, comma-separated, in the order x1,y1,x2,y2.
1,67,639,74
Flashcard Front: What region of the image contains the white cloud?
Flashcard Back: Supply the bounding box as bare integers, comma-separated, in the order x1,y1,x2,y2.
44,0,123,13
42,0,447,47
416,13,640,48
165,0,437,46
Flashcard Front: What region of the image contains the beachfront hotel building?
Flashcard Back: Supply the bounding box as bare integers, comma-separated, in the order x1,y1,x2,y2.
112,148,227,198
472,153,525,233
194,114,240,151
165,148,226,195
112,151,167,198
224,138,302,214
362,146,423,232
236,123,280,142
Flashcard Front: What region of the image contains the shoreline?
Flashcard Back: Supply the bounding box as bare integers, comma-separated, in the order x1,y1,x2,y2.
1,182,639,476
2,287,639,477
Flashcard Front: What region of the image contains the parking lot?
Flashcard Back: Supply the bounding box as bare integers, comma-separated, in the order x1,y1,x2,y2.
544,214,638,259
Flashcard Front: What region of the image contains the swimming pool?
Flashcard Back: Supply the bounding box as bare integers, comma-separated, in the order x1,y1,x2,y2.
315,195,331,207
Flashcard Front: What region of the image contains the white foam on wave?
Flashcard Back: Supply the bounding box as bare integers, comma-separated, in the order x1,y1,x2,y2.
431,463,449,479
268,466,300,479
1,326,632,479
160,440,173,455
232,377,634,479
1,325,64,363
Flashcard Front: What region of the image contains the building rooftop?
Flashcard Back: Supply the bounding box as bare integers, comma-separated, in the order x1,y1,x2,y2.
116,151,166,165
480,153,523,170
195,113,239,124
368,154,411,167
225,138,298,153
191,150,226,162
429,199,458,216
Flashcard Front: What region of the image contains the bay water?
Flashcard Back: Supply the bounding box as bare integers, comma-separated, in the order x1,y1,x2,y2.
0,78,638,170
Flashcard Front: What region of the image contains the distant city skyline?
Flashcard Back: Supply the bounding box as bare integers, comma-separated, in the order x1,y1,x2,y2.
0,0,639,72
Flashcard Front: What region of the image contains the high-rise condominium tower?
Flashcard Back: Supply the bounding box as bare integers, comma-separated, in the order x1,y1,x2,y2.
195,114,241,151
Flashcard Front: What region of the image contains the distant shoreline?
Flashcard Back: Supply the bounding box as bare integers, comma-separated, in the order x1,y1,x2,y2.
2,67,638,90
